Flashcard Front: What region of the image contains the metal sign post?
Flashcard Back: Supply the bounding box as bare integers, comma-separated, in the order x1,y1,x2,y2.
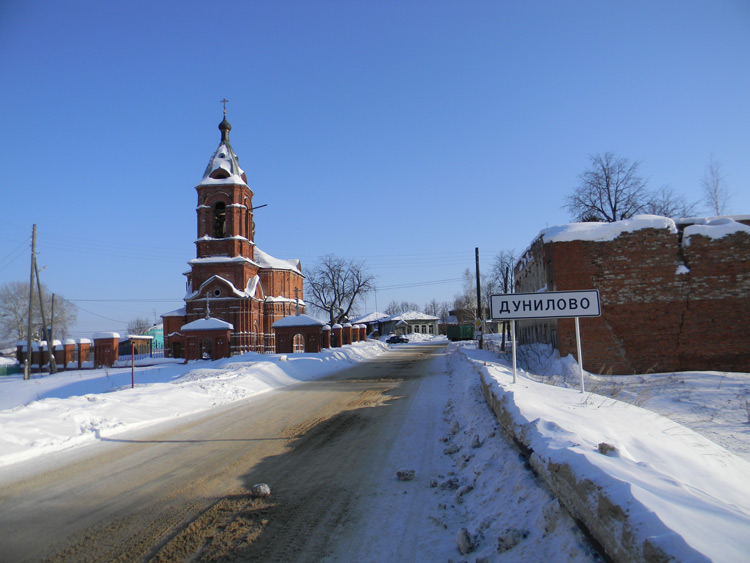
511,319,517,384
575,317,585,393
490,290,601,392
131,341,135,389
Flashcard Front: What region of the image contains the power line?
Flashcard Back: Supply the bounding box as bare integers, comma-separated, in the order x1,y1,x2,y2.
72,303,128,324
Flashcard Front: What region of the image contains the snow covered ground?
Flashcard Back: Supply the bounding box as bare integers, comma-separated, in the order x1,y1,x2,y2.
1,337,749,561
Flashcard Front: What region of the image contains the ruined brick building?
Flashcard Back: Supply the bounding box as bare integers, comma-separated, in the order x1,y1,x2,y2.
514,215,750,374
162,111,304,359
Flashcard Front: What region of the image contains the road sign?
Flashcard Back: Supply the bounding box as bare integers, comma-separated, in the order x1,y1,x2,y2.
490,290,600,320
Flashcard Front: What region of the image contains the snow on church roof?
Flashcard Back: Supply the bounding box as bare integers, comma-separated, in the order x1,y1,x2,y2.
185,274,263,301
199,142,248,187
198,114,250,188
254,247,302,273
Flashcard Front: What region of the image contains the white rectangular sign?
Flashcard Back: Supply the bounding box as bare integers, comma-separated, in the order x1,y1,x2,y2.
490,290,601,320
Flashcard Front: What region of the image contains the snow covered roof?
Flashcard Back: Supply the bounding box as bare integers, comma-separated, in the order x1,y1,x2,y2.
181,317,233,332
197,115,250,188
351,311,389,324
265,296,305,304
254,247,302,273
540,215,677,244
124,334,154,341
162,307,187,318
188,256,258,266
195,234,255,245
385,311,440,322
272,314,326,328
185,274,263,302
683,217,750,246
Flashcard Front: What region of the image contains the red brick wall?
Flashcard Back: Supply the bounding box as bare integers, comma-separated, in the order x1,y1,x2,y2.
516,225,750,374
678,232,750,371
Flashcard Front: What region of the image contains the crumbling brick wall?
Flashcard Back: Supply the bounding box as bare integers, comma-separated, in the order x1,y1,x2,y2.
515,219,750,374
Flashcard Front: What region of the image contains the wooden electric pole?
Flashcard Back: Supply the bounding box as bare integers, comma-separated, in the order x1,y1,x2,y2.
24,225,36,380
475,247,483,350
33,245,56,373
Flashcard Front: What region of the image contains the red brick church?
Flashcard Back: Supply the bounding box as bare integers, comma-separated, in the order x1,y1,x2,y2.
162,110,304,360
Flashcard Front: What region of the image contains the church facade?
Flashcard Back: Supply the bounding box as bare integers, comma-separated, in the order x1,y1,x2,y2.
162,111,305,359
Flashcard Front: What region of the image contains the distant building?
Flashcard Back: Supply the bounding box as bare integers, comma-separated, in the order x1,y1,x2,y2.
143,323,163,349
350,311,389,337
163,110,305,359
515,215,750,374
378,311,439,337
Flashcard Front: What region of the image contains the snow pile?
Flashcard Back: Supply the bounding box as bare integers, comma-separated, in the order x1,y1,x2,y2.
540,214,677,243
683,217,750,245
0,341,387,467
459,343,750,562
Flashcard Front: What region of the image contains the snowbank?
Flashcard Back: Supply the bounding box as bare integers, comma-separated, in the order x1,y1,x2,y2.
458,346,750,562
0,341,387,467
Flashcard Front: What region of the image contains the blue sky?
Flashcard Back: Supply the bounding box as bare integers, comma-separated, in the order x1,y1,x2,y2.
1,0,748,337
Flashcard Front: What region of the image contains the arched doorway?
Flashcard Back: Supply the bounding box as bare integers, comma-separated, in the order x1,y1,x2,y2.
200,338,213,360
171,342,183,359
293,333,305,353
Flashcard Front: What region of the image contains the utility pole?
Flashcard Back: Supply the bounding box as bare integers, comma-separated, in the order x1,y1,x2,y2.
34,252,56,373
475,247,483,350
50,294,57,373
24,225,36,380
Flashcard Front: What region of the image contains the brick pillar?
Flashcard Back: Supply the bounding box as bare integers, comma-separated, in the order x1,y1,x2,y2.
77,339,91,369
322,325,331,348
331,324,342,348
31,342,42,372
61,340,76,370
93,333,120,368
342,323,352,345
53,341,65,370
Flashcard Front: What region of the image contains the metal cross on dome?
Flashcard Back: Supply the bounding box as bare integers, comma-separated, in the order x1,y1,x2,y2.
220,98,229,114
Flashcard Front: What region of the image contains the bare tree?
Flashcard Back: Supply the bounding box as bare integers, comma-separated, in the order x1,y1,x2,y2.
643,186,701,218
564,152,650,222
492,250,518,294
701,155,732,215
438,301,451,323
127,317,152,335
424,299,439,317
423,299,452,323
385,300,420,315
452,268,495,323
305,255,376,325
0,281,77,346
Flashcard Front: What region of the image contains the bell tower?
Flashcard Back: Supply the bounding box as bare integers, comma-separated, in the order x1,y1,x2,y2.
194,108,255,261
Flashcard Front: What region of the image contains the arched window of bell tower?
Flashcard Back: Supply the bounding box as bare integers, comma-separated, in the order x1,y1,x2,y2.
213,202,226,238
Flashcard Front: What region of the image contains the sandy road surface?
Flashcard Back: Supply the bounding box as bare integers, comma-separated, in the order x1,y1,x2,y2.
0,344,447,562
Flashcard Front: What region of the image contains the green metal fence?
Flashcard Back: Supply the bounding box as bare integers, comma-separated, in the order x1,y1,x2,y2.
0,364,21,376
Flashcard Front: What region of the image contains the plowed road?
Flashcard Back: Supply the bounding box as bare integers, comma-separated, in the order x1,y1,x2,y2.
0,344,451,562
